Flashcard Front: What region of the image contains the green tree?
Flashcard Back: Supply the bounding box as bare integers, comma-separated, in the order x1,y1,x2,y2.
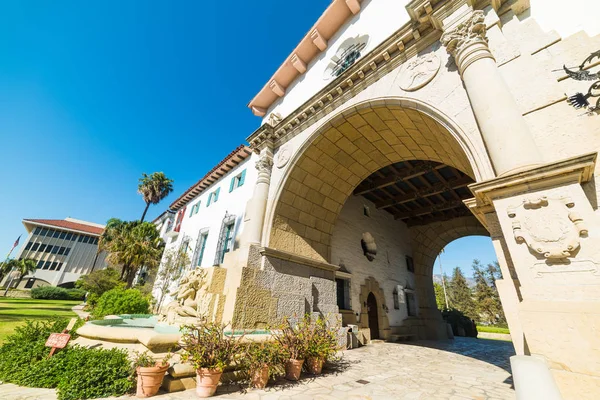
99,219,165,288
154,245,191,312
486,261,506,325
433,282,446,310
4,258,37,285
448,266,477,320
138,172,174,223
472,259,496,324
75,267,124,306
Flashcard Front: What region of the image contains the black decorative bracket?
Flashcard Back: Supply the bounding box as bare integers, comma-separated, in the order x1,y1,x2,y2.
565,50,600,113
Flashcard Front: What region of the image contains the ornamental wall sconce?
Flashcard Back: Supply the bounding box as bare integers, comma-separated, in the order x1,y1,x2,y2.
564,50,600,114
382,304,389,313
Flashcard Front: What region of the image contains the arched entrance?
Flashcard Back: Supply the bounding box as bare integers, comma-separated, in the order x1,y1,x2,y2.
367,292,379,339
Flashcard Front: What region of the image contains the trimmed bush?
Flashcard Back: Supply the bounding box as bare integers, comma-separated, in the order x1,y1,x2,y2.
0,318,133,400
30,286,86,301
91,288,150,319
441,308,478,337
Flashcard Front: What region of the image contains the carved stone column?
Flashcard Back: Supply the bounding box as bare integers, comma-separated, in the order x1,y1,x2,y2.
441,10,543,176
242,147,274,246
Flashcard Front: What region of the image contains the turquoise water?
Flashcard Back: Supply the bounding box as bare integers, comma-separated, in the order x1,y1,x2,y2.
89,315,269,336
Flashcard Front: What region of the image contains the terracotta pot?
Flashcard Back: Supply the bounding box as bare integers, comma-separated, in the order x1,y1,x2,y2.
285,358,304,381
306,357,324,375
251,364,269,388
196,368,223,398
136,363,169,398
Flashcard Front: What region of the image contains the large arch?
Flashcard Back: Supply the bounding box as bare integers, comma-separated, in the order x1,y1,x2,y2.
267,98,492,263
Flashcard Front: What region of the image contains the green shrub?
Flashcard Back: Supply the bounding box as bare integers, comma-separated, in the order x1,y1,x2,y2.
75,268,124,307
441,308,478,337
91,288,150,319
30,286,86,301
0,318,133,400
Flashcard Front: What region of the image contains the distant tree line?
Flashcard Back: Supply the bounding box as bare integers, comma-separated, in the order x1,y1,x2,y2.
434,259,506,326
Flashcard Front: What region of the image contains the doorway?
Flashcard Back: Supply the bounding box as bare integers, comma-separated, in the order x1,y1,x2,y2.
367,292,379,339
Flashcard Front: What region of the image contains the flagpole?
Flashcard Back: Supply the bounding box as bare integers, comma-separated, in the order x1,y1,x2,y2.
438,248,450,310
2,235,21,297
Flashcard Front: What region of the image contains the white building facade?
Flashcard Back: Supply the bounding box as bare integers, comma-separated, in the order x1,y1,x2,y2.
3,218,108,288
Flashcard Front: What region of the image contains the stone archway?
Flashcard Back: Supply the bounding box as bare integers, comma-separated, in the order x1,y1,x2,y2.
268,99,489,263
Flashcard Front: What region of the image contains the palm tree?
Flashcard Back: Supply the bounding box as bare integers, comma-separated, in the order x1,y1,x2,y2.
101,219,165,288
138,172,174,223
15,259,37,284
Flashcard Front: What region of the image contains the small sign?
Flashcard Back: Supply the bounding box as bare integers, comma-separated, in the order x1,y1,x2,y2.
66,318,77,331
45,333,71,349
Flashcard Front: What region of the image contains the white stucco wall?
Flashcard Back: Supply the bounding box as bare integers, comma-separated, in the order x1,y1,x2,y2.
530,0,600,37
331,195,415,327
154,153,259,301
263,0,411,123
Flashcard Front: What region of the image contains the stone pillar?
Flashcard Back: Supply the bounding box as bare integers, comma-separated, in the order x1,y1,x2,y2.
468,152,600,399
440,10,543,176
242,147,274,246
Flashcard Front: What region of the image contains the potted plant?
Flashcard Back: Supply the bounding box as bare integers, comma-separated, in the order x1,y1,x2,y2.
180,321,244,398
271,316,309,381
133,351,172,398
242,341,283,388
305,316,340,375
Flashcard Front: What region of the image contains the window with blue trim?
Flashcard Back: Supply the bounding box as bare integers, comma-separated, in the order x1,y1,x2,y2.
207,188,220,206
229,169,246,192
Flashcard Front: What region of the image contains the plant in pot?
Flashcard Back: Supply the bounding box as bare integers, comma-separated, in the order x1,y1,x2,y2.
133,351,172,398
242,341,284,389
305,316,341,375
271,316,309,381
180,321,244,398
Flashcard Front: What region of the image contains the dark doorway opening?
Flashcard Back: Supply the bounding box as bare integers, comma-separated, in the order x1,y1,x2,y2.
367,292,379,339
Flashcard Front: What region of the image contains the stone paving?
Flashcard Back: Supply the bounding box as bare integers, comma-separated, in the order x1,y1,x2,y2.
0,337,515,400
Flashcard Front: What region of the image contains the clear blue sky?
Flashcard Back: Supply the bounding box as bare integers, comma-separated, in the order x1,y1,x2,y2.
433,235,498,278
0,1,497,275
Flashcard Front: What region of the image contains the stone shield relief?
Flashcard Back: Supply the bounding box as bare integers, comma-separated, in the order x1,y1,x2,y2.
398,53,441,92
507,196,588,259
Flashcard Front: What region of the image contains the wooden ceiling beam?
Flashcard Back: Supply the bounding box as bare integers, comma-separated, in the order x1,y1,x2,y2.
376,175,472,209
393,199,465,220
404,207,473,227
353,161,442,195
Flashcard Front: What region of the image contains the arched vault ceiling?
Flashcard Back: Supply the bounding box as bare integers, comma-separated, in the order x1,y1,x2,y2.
270,105,477,262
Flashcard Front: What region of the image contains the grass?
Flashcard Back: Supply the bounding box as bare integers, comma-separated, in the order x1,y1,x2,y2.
0,298,80,343
477,325,510,334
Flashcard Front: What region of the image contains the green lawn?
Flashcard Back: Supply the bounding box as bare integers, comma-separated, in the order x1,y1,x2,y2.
0,298,80,343
477,325,510,334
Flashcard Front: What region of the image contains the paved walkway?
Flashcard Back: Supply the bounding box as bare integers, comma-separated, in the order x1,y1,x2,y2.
71,304,90,319
0,337,515,400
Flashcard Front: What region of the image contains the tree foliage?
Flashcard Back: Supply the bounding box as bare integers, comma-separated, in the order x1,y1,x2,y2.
91,288,150,318
99,219,165,288
448,267,477,320
433,282,447,310
75,268,124,306
0,258,37,285
138,172,174,223
473,260,506,325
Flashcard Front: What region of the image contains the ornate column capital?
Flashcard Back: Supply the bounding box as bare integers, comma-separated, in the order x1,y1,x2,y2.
440,10,494,75
255,153,274,185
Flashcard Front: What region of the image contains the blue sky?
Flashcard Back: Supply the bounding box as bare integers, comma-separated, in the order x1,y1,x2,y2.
0,1,497,275
433,236,497,278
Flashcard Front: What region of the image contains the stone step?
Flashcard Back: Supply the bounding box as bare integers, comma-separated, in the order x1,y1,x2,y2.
388,333,417,342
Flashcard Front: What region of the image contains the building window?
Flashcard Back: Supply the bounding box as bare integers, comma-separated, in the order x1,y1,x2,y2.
34,227,41,235
406,255,415,273
39,244,46,252
215,215,235,265
229,169,246,192
57,247,65,255
64,248,70,256
393,286,400,310
189,204,196,217
56,262,63,271
193,231,209,267
43,261,51,270
40,228,49,236
32,243,40,251
59,231,67,239
207,188,221,207
51,246,59,254
406,292,417,316
65,232,73,241
25,242,32,250
52,230,60,238
50,262,58,271
71,234,78,241
36,260,44,269
335,278,351,310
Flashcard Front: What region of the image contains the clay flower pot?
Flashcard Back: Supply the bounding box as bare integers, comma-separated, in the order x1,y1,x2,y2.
285,358,304,381
251,364,269,388
196,368,223,398
136,363,169,398
306,357,324,375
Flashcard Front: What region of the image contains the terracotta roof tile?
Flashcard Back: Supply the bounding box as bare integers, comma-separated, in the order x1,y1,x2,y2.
23,219,104,236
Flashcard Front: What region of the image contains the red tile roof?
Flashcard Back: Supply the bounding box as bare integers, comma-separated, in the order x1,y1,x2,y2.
23,219,104,236
169,145,253,211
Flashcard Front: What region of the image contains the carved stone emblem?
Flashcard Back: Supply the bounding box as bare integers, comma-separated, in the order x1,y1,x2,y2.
398,53,441,91
507,196,588,259
360,232,377,262
275,144,291,169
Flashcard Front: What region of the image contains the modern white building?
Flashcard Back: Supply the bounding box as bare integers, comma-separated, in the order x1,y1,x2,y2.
153,145,256,300
2,217,108,288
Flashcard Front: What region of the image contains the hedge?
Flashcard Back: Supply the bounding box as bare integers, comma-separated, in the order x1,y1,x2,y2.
30,286,86,301
91,288,150,319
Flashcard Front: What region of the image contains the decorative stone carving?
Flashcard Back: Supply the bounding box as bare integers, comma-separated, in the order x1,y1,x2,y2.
360,232,377,261
255,153,274,185
440,10,487,57
160,268,215,323
507,196,588,259
275,144,292,169
266,112,282,127
398,53,441,91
